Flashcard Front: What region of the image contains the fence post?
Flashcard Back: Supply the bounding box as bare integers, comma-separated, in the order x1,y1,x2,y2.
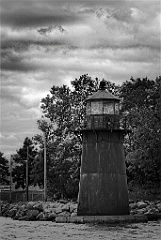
26,146,29,202
9,155,13,203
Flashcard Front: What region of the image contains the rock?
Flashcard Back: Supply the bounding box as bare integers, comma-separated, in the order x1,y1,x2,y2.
19,204,26,211
55,208,63,214
3,210,10,217
24,209,39,220
130,210,138,215
26,202,35,210
71,212,77,217
156,203,161,213
129,199,135,204
13,210,22,220
36,212,45,221
136,209,145,215
48,202,57,208
33,203,43,212
137,201,148,209
61,203,70,212
14,210,23,220
58,211,71,217
18,216,27,220
46,212,57,221
146,208,159,215
129,203,138,210
1,207,8,215
31,210,40,218
44,207,56,214
43,208,52,214
149,201,156,206
8,208,17,218
69,203,77,213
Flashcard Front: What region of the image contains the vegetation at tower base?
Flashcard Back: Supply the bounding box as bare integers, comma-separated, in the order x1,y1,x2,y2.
0,152,9,185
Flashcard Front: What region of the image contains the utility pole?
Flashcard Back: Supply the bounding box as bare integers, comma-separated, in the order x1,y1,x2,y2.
26,146,29,201
9,155,13,203
44,133,47,202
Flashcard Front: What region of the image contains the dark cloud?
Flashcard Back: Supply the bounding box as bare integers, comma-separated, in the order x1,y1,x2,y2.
1,38,65,52
1,0,81,28
37,25,67,36
1,49,38,72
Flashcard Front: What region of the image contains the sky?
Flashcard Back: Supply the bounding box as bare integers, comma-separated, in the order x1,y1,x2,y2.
0,0,160,159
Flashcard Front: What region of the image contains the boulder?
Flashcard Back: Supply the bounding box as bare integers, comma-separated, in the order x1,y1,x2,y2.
69,203,77,213
1,207,8,215
19,204,26,211
149,201,156,207
14,210,23,220
46,212,57,221
58,211,71,217
137,201,148,209
36,212,45,221
33,203,43,212
146,208,159,215
71,212,77,217
8,208,17,218
26,202,35,210
156,203,161,213
61,203,70,212
129,203,138,210
31,209,40,218
55,208,63,214
18,216,27,220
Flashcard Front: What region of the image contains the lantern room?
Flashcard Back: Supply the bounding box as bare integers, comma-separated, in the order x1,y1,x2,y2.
85,80,120,130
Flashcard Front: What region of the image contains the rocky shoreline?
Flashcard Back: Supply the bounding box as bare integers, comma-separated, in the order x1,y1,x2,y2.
0,199,161,222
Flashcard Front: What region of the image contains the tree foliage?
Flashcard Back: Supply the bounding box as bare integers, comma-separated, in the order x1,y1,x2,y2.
0,152,9,185
32,74,160,199
33,74,119,199
12,137,38,189
120,76,161,188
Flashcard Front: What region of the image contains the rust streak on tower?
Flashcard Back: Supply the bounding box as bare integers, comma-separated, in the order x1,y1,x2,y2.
77,80,130,216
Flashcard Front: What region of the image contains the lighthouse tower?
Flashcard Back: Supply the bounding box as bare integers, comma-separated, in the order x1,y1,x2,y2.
77,80,130,216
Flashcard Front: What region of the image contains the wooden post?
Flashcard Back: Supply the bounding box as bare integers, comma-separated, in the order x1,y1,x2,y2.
26,146,29,202
44,133,47,202
9,155,13,203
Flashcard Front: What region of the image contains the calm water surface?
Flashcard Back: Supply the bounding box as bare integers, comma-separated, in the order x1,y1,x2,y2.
0,217,161,240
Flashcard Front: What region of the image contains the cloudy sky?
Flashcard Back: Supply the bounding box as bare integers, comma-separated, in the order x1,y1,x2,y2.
0,0,160,158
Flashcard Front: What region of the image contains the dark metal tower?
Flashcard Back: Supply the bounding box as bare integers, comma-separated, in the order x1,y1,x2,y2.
77,80,130,216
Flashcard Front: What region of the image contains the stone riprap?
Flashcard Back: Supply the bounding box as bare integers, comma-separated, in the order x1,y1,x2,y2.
0,199,161,221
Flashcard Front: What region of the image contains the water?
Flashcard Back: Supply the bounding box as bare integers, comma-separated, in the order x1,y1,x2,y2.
0,217,161,240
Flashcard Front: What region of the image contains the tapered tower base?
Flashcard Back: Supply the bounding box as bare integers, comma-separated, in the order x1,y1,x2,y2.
77,130,129,216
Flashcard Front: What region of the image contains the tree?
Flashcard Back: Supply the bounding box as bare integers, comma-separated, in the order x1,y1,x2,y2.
12,137,38,189
34,74,119,199
0,152,9,185
120,76,161,189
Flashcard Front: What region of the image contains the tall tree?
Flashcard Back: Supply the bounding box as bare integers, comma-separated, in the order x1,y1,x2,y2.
0,152,9,185
12,137,37,189
120,76,161,188
34,74,119,199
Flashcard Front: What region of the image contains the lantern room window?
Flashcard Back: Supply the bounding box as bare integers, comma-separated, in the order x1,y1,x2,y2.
103,102,114,114
91,102,102,114
115,103,119,114
86,101,119,116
